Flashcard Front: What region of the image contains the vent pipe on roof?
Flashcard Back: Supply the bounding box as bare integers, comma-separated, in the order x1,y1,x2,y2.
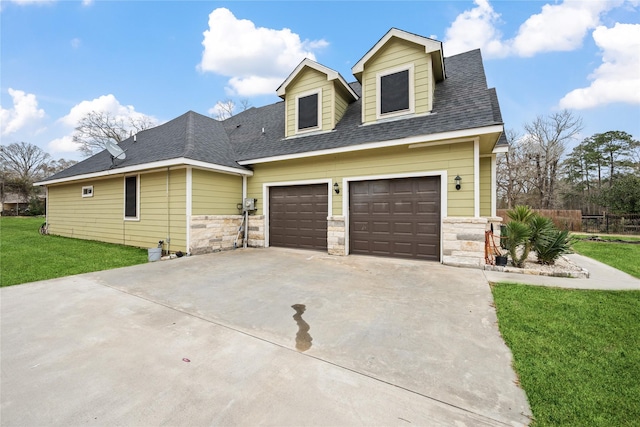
134,134,137,143
261,127,265,134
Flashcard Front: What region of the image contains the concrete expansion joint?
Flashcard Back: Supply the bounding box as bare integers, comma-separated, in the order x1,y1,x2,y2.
92,278,516,427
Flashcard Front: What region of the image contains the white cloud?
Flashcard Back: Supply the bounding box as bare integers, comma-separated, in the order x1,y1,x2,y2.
198,7,328,96
50,94,157,155
510,1,616,57
58,94,155,127
443,0,621,58
0,88,46,136
559,23,640,109
48,135,80,154
70,38,81,49
443,0,508,58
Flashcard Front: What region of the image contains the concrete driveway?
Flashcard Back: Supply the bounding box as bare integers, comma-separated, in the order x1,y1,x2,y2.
1,248,531,426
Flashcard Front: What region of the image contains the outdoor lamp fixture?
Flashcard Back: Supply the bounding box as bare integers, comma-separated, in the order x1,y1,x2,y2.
455,175,462,190
334,182,340,194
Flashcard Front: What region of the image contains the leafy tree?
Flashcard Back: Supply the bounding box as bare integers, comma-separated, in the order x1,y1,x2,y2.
597,174,640,214
73,111,156,157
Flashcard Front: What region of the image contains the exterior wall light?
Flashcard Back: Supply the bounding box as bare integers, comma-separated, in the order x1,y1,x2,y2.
334,182,340,194
455,175,462,190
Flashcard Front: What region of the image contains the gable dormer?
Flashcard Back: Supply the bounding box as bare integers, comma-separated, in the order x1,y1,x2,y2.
277,58,358,138
352,28,445,124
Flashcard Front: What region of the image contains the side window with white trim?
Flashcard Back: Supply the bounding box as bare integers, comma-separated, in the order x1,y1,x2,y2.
82,186,93,198
124,176,138,219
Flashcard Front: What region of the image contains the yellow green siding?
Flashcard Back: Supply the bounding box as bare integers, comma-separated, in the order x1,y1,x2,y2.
246,141,476,217
479,157,492,217
362,37,433,123
285,67,333,137
192,168,242,215
46,168,187,252
334,82,351,125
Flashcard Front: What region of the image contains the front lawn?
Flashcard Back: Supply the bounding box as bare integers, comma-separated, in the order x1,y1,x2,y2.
572,237,640,278
0,217,148,287
492,284,640,426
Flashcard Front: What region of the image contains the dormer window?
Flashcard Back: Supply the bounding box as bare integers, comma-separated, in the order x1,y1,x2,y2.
377,64,414,119
296,89,321,133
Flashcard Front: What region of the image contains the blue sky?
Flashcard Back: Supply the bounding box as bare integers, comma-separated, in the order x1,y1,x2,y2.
2,0,639,161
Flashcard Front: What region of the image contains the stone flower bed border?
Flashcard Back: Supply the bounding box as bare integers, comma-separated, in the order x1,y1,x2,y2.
484,254,590,279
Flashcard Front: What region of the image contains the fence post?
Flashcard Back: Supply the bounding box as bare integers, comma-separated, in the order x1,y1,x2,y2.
605,212,609,234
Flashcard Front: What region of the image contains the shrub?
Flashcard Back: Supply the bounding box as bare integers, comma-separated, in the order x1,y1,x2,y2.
535,229,574,265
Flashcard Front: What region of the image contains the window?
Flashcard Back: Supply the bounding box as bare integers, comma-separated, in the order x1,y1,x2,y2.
296,90,320,132
377,65,414,118
82,186,93,198
124,175,138,219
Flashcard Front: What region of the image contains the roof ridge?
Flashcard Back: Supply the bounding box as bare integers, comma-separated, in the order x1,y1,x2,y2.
184,111,195,157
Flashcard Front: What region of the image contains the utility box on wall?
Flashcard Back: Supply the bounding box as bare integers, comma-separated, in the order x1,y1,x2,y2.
243,198,257,212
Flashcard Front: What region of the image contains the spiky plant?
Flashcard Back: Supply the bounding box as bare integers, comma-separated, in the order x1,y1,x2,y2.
503,220,532,268
506,205,535,223
535,229,574,265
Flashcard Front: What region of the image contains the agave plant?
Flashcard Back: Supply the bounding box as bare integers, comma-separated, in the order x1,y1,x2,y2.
535,229,574,265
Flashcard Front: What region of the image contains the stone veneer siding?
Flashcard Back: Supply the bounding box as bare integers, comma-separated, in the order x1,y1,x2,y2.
247,215,265,248
190,214,267,254
189,215,244,255
442,217,502,268
327,216,345,255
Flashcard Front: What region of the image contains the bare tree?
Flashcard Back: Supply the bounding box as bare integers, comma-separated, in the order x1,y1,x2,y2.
73,111,156,157
496,129,532,208
0,142,50,205
523,110,583,209
211,99,252,121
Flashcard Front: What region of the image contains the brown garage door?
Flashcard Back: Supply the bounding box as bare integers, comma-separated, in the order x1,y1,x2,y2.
349,177,440,260
269,184,328,250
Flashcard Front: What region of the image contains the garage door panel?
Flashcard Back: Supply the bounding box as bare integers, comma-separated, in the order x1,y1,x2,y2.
269,184,328,250
349,177,440,261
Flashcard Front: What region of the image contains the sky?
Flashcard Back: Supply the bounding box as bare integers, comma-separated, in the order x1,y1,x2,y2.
1,0,639,162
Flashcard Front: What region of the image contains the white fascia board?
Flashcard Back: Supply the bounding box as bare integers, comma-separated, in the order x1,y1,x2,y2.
277,58,358,100
352,28,442,75
238,124,504,166
35,157,252,186
493,145,509,154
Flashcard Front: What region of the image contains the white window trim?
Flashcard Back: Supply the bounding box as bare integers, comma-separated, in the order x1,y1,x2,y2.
262,178,332,248
295,89,322,135
376,63,415,120
81,185,94,198
124,174,140,221
342,170,447,262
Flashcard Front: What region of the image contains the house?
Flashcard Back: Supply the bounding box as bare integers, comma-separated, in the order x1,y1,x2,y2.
35,28,507,267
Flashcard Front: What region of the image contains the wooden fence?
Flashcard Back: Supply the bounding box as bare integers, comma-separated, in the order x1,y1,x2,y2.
497,209,582,232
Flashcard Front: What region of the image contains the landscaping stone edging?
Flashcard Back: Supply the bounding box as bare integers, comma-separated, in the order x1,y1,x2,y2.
484,255,590,279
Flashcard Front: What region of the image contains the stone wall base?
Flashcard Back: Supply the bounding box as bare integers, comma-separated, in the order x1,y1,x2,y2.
190,214,267,255
247,215,265,248
327,216,345,256
442,216,502,268
190,215,243,255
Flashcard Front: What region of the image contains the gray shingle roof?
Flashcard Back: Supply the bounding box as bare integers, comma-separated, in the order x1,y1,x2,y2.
44,110,242,181
42,48,504,182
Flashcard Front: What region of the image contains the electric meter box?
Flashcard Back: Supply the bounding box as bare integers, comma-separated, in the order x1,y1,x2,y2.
243,198,257,211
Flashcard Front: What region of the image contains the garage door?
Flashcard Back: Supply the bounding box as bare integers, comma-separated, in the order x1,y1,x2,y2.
349,177,440,260
269,184,328,250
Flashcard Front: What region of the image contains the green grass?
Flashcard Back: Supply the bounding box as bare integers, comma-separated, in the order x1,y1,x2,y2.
492,284,640,427
1,217,148,287
572,239,640,279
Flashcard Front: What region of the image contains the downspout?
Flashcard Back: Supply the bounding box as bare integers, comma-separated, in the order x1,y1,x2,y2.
242,175,248,249
166,167,170,255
